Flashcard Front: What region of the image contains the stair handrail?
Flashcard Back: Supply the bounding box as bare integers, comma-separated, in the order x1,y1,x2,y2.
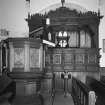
72,76,96,105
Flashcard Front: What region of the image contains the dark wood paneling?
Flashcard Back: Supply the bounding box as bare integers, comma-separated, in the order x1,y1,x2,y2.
45,48,99,72
8,38,42,48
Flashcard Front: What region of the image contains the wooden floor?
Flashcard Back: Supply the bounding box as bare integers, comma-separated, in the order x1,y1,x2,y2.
11,95,42,105
0,91,74,105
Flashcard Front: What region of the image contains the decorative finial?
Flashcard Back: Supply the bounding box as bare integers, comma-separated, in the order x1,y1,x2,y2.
98,8,100,16
61,0,65,7
26,0,30,19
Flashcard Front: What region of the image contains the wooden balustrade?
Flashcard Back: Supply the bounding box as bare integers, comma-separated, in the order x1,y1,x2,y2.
72,77,96,105
86,77,105,105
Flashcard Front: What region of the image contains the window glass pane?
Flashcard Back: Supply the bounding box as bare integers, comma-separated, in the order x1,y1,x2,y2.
63,31,67,37
59,40,63,47
63,40,67,47
80,30,86,47
58,31,62,37
68,31,78,47
86,32,91,48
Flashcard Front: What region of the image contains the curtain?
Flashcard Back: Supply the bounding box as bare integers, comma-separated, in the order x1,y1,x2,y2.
68,31,79,47
80,30,91,48
80,30,86,47
86,32,91,48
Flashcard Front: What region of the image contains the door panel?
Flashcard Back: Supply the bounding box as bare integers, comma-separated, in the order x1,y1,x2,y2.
54,72,72,93
54,72,64,91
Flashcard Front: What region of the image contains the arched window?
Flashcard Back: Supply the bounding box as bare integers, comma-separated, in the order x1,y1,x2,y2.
58,31,62,37
63,31,67,37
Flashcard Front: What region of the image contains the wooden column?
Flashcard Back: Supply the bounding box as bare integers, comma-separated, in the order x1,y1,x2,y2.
9,42,14,72
40,45,43,71
0,44,2,75
5,43,8,69
78,29,80,47
24,42,30,72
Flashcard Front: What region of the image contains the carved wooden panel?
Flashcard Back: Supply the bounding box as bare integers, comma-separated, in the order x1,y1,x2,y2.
75,54,84,64
45,48,99,72
45,54,50,64
64,65,74,70
41,79,52,92
88,55,96,64
75,66,85,70
30,48,40,68
53,54,61,64
53,49,62,53
53,66,62,71
46,66,52,71
87,66,98,71
25,82,36,95
29,6,99,32
14,48,24,68
64,54,74,64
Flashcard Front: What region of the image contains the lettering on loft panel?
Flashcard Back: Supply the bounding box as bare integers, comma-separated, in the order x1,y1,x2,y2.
30,48,40,68
14,48,24,68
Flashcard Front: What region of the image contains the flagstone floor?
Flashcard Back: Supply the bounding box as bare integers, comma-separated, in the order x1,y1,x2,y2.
42,91,74,105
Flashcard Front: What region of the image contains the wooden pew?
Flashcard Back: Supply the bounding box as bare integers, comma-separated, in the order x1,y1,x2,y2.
86,77,105,105
0,75,16,103
100,75,105,84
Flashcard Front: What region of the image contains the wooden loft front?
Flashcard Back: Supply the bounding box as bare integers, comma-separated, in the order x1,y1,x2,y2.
26,5,103,82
